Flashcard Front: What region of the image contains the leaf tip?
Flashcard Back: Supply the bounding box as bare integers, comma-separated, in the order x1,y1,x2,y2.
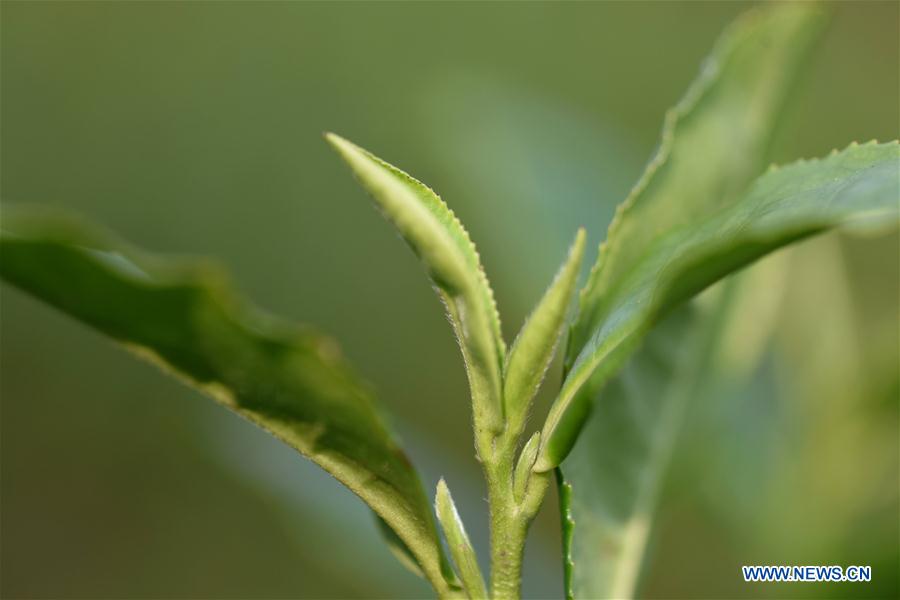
436,477,449,501
323,131,357,158
435,477,456,520
572,227,587,261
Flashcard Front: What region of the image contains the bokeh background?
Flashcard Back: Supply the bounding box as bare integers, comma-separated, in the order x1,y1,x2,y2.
1,1,897,598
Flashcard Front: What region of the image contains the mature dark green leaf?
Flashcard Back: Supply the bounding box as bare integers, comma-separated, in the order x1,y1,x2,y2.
326,134,506,443
544,1,828,476
549,8,867,594
568,3,826,361
0,209,461,597
539,141,900,473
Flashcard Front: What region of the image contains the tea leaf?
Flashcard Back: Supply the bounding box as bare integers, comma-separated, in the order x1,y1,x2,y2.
568,3,826,361
504,228,584,434
0,209,461,597
538,140,900,473
435,479,488,599
542,1,848,472
326,134,506,440
558,297,730,599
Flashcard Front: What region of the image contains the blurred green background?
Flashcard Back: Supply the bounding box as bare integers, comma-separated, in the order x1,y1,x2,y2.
1,1,897,598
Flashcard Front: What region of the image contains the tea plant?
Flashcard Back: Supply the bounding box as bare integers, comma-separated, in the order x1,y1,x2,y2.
1,4,897,599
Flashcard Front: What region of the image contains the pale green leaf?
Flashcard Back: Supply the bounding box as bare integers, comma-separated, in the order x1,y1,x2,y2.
504,228,585,434
0,209,461,597
538,141,900,472
326,134,506,439
435,479,488,600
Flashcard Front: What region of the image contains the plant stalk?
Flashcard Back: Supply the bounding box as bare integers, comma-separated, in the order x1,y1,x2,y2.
484,426,550,599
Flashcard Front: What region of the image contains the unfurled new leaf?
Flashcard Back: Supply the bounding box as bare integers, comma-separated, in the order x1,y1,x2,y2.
435,479,488,600
0,210,460,597
538,141,900,473
504,228,585,434
326,134,506,439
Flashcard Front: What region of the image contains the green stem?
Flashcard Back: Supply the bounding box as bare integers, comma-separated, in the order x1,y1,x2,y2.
484,427,551,599
489,509,527,599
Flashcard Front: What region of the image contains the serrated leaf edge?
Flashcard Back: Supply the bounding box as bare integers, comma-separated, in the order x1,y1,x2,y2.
572,6,822,359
